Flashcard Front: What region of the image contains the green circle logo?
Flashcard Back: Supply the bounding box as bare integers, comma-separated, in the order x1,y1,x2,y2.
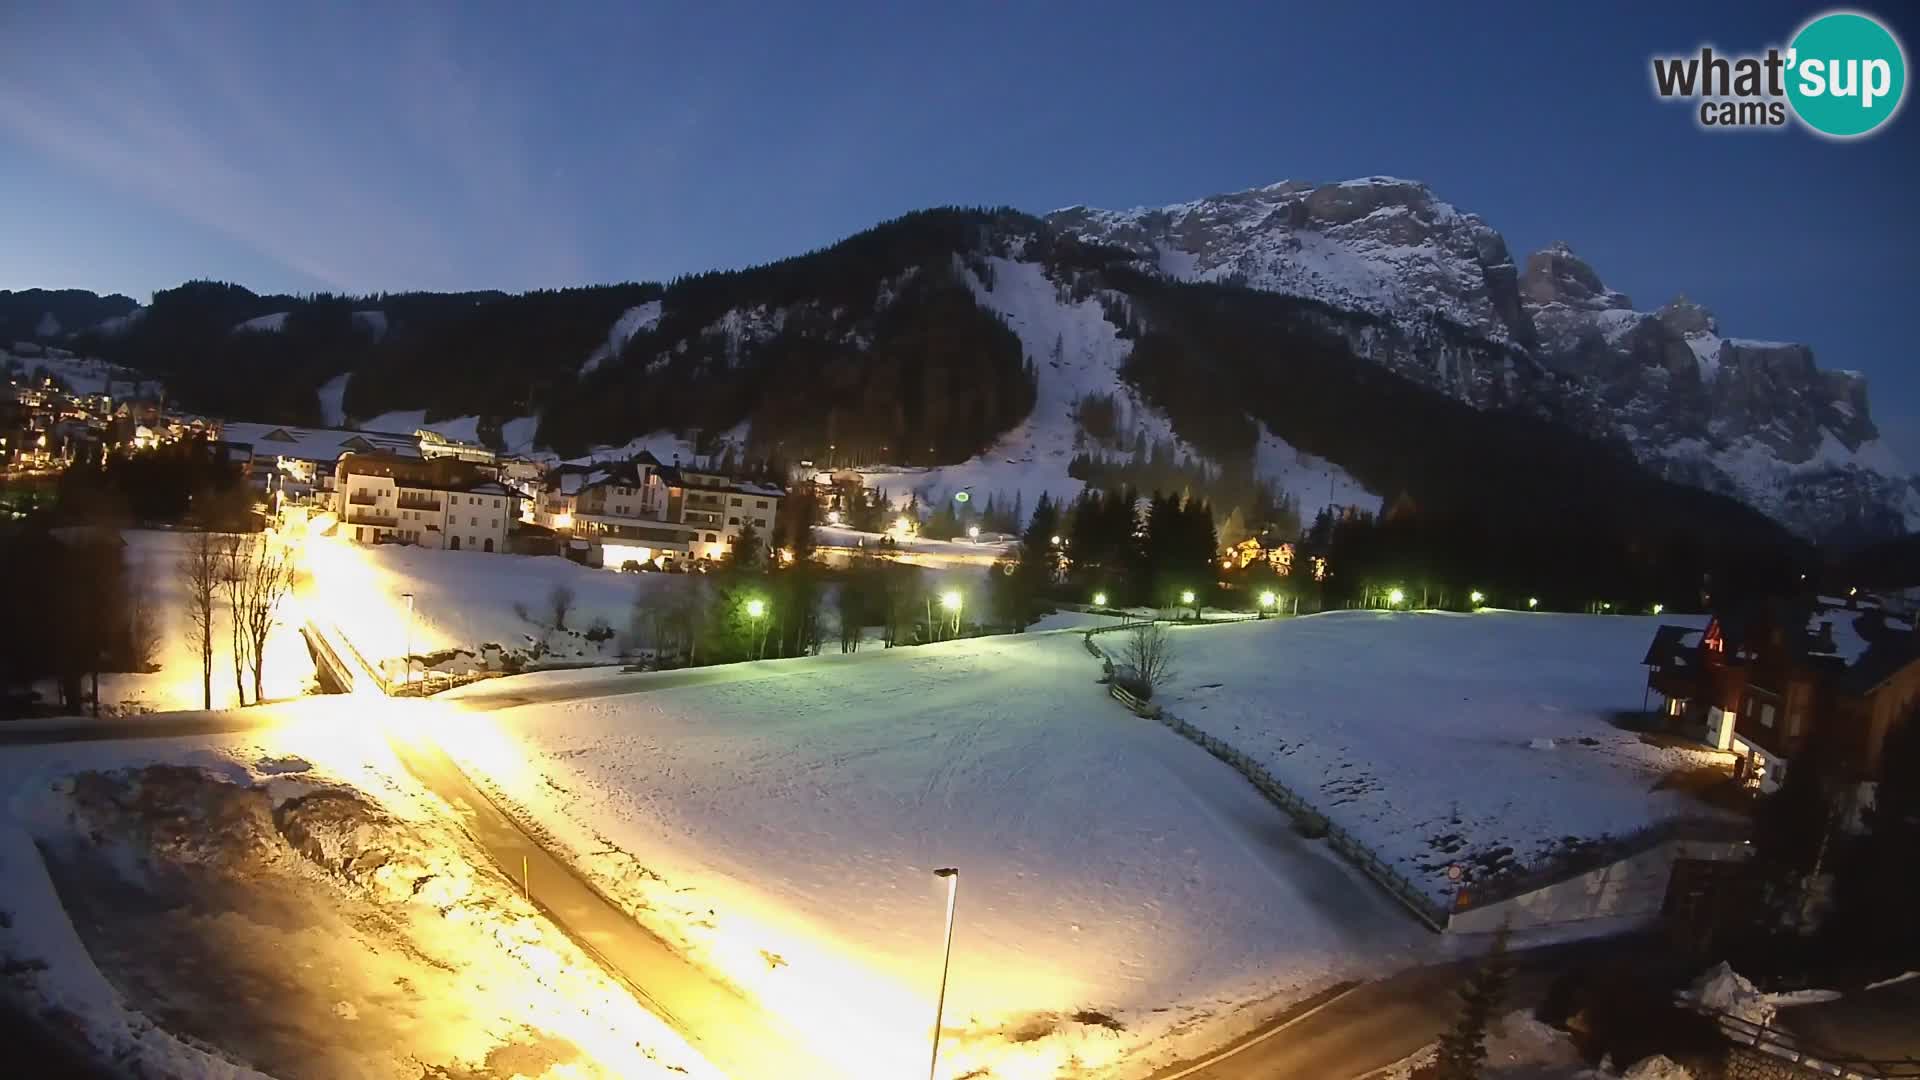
1787,11,1907,137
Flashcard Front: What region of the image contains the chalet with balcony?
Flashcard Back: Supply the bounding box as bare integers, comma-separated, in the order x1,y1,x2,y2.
1644,594,1920,790
333,451,514,552
533,453,784,568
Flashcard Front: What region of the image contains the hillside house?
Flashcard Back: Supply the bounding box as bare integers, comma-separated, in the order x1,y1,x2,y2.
1644,594,1920,790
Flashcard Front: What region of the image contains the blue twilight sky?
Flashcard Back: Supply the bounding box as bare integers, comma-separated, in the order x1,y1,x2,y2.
1,2,1916,461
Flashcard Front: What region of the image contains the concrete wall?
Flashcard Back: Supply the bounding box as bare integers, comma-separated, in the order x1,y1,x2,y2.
1446,839,1749,934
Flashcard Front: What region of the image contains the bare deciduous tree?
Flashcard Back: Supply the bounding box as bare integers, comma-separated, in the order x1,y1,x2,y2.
177,531,222,710
234,534,296,703
1118,622,1177,696
219,534,252,705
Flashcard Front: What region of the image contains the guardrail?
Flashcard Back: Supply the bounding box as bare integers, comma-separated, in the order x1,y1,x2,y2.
1681,1001,1920,1079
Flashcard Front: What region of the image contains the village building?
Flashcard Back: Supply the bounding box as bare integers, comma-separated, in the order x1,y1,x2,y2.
332,450,515,552
1643,592,1920,792
534,453,784,568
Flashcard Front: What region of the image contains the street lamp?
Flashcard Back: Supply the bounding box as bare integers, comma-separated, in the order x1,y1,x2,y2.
1469,590,1485,607
940,589,962,637
1050,534,1062,546
1387,587,1406,607
746,597,767,658
401,592,416,691
966,524,980,541
1258,590,1276,618
928,867,959,1080
1528,597,1539,609
1652,603,1665,615
1092,591,1108,608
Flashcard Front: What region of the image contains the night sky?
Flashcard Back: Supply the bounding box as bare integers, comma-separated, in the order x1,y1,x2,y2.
2,1,1915,462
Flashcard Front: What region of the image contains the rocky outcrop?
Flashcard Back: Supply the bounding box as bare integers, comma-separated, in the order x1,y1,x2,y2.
1052,181,1918,542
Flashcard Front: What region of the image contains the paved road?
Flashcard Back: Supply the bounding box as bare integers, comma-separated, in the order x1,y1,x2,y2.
1148,938,1639,1080
380,726,837,1080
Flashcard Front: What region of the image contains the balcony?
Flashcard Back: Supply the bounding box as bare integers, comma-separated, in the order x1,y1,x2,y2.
348,492,380,506
397,495,441,512
347,510,397,528
682,510,722,527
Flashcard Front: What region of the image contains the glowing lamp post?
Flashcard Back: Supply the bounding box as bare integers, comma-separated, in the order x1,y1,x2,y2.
1258,590,1277,618
1092,591,1108,608
1387,587,1406,608
746,597,767,659
400,591,416,691
966,525,980,541
1469,590,1485,609
1180,589,1198,621
927,867,960,1080
940,589,963,637
1528,597,1539,610
1652,602,1665,616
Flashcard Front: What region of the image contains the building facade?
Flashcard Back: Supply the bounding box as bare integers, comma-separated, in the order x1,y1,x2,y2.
533,453,784,568
333,451,515,552
1643,594,1920,789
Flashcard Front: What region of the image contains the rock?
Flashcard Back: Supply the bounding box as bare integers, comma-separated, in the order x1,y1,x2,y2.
1051,176,1919,542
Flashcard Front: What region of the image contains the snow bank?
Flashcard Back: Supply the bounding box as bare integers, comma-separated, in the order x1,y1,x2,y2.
1686,962,1775,1027
1623,1054,1696,1080
1157,611,1727,903
440,631,1430,1079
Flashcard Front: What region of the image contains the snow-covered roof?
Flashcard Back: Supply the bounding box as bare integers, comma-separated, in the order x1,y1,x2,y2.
219,422,420,464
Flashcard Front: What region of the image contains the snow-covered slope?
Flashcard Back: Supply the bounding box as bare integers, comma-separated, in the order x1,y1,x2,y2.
1054,178,1917,540
231,311,289,333
579,300,661,376
316,372,351,427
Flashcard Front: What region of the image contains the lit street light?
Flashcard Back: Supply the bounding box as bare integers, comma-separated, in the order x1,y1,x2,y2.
1092,591,1108,607
1528,597,1539,609
966,524,980,540
1652,603,1665,615
1050,534,1062,546
1387,587,1406,607
401,591,416,692
940,589,963,637
746,597,767,659
928,867,960,1080
1258,590,1277,618
1469,590,1485,607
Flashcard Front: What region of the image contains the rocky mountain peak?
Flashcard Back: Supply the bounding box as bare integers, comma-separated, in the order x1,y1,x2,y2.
1521,242,1632,311
1656,294,1718,337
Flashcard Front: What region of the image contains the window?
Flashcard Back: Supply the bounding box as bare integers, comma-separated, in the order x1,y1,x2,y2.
493,499,501,508
756,500,768,509
730,496,742,506
1760,704,1775,728
490,518,498,528
470,516,478,526
754,517,767,529
728,516,740,526
705,533,717,542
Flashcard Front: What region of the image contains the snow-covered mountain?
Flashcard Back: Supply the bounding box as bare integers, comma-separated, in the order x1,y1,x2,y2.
1051,177,1919,540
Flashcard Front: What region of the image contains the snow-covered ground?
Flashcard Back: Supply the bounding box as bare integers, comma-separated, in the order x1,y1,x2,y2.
302,536,691,678
1150,611,1727,904
1,345,160,398
0,700,715,1079
64,530,315,716
434,631,1433,1079
812,524,1014,570
858,256,1197,517
315,372,350,427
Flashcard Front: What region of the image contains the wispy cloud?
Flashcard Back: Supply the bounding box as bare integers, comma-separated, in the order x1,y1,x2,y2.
0,2,582,294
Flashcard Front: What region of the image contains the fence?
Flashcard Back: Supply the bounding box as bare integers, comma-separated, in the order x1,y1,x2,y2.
1682,1002,1920,1079
1082,627,1452,930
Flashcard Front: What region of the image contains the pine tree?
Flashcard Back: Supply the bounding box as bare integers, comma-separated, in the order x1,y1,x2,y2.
1427,926,1511,1080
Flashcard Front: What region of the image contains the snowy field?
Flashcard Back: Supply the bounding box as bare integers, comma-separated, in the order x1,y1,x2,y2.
0,700,715,1080
1151,611,1725,904
434,631,1436,1079
302,537,689,677
68,530,316,716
